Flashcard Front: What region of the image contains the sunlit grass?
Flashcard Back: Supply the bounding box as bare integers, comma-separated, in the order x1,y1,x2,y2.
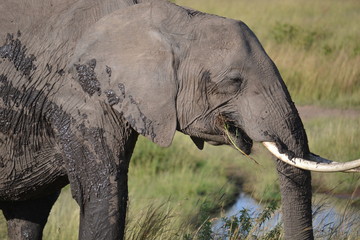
307,117,360,194
128,134,239,229
43,187,79,240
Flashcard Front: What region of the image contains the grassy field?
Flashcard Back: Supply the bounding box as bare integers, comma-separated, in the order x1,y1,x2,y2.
0,0,359,239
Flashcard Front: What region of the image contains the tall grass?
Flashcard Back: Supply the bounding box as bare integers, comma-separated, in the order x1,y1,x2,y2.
307,117,360,195
209,201,282,240
174,0,360,108
128,134,239,228
43,187,79,240
312,194,360,240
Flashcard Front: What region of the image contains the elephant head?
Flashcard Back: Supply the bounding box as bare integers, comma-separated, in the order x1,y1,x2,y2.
70,1,360,239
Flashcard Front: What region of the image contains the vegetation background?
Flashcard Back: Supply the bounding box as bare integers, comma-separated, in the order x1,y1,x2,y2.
0,0,359,239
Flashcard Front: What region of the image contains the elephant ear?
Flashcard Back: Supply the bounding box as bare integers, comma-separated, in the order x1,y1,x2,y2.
70,7,178,147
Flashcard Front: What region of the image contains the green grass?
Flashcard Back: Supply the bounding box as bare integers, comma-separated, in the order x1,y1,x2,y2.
209,201,282,240
307,117,360,195
43,188,79,239
127,134,240,230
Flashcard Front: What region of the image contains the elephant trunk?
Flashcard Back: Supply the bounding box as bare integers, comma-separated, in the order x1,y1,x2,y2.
261,106,360,239
276,160,313,240
271,111,314,240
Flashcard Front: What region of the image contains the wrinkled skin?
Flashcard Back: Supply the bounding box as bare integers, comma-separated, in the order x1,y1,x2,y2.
0,0,313,239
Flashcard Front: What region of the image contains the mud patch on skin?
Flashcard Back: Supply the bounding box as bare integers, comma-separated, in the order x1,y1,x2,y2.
118,83,126,97
36,89,117,206
104,82,156,141
74,59,101,96
105,65,112,77
105,90,121,106
0,33,37,76
0,74,55,140
116,83,156,141
125,105,156,141
185,8,205,18
0,74,22,107
0,74,68,200
57,69,65,76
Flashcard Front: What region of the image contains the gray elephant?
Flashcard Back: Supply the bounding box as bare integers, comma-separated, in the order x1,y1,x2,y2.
1,0,359,239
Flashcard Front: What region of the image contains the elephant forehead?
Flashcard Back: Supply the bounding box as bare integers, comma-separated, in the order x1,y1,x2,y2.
194,19,248,46
188,29,253,68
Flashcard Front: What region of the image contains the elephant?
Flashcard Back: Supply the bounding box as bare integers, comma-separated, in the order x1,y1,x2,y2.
0,0,359,239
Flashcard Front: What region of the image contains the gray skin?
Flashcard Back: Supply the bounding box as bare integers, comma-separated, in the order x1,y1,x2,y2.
0,0,313,239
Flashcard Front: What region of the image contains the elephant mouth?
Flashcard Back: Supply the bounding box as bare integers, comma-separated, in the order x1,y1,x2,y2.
224,123,253,155
224,126,360,173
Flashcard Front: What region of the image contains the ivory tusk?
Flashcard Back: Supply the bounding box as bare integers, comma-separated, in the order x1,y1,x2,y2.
262,142,360,173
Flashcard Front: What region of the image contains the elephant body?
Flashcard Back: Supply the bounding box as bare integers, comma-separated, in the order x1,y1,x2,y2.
0,0,141,239
0,0,314,239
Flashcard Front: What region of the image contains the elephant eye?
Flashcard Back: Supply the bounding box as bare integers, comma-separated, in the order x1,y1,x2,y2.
227,75,245,92
228,75,244,88
230,77,243,83
211,75,244,95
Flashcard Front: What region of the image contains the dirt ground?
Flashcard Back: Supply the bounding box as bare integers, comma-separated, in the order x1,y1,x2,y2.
297,105,360,120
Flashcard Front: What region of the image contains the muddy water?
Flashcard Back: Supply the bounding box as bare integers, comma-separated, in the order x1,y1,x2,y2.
212,192,360,238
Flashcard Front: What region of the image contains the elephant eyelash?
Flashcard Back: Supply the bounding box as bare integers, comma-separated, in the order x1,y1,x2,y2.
229,76,244,85
211,76,245,95
229,76,243,81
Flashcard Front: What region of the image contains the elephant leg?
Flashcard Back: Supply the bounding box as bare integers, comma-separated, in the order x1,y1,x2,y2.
276,160,314,240
77,162,130,240
66,128,138,240
1,191,60,240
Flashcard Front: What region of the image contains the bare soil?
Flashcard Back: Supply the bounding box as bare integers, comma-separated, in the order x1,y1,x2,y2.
297,105,360,120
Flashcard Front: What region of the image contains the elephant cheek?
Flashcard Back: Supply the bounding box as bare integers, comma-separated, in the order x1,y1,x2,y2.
241,122,274,143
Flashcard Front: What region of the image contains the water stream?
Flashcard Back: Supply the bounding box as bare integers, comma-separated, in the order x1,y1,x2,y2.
212,192,360,238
